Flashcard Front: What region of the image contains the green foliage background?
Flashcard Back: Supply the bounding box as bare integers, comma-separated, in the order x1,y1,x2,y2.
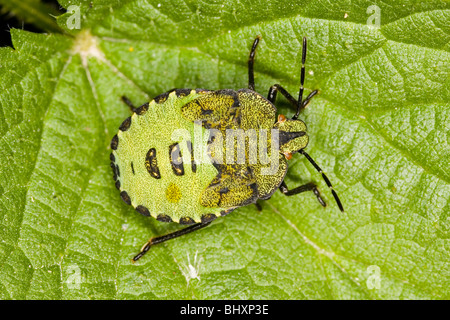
0,0,449,299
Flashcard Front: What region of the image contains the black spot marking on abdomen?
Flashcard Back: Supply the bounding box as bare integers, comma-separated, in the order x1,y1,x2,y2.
119,116,132,131
136,205,150,216
120,191,131,205
110,135,118,150
179,217,195,225
135,102,149,115
169,143,184,176
145,148,161,179
157,214,173,223
186,140,196,173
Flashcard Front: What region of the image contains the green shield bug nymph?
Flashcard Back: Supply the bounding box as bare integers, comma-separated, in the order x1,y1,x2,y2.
110,36,344,262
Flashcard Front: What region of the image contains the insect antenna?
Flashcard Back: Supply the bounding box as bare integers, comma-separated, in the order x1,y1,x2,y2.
299,149,344,212
292,37,319,120
293,37,308,120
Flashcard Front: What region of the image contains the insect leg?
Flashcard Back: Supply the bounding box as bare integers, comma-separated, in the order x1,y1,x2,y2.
255,200,263,212
299,149,345,212
132,222,212,262
121,96,137,113
267,85,318,116
248,35,262,91
279,181,326,207
267,84,297,107
298,90,319,113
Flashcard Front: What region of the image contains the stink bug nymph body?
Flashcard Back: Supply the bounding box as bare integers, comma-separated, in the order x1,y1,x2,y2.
110,36,344,261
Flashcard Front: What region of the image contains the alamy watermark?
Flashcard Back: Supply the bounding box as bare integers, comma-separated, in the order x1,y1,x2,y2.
66,5,81,30
366,265,381,290
366,5,381,28
171,121,282,175
65,264,82,290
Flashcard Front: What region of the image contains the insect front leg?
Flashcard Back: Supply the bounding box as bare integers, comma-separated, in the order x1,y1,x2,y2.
267,84,297,107
279,181,326,207
248,35,262,91
267,84,318,117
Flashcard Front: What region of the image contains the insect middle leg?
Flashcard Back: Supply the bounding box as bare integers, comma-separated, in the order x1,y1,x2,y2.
279,181,326,207
132,222,212,262
255,200,263,212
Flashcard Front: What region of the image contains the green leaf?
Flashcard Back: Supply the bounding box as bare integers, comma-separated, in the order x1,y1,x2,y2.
0,0,63,33
1,0,449,299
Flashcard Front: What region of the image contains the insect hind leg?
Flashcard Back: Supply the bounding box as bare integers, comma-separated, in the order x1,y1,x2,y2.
132,222,212,262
